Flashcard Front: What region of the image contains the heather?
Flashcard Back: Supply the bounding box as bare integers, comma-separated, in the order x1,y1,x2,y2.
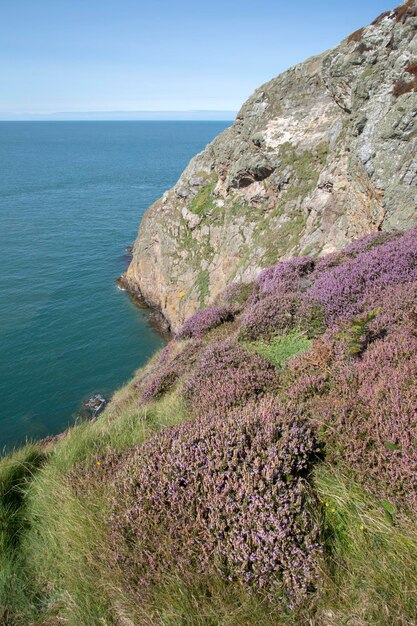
184,340,279,417
108,399,322,600
141,338,203,401
0,226,417,625
240,292,324,341
288,326,417,511
217,280,255,312
309,226,417,324
176,305,234,339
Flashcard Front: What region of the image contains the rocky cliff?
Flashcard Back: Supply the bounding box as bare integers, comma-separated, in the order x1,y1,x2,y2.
123,1,417,332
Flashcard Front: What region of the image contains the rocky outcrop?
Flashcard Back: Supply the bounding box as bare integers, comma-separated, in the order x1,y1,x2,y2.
123,1,417,332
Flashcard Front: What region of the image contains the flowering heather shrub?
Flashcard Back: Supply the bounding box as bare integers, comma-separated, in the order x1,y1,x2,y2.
309,227,417,324
108,399,322,599
241,293,303,340
287,324,417,511
327,329,417,510
238,257,325,341
240,293,324,341
158,342,175,365
184,340,279,417
342,230,401,257
256,256,315,296
142,339,203,401
176,305,233,339
218,281,254,313
365,281,417,336
141,368,179,402
313,231,401,275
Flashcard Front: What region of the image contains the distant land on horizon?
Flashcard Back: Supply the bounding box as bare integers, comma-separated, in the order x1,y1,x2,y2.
0,110,237,122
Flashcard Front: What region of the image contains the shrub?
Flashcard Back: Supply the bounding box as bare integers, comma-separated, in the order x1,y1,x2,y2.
341,230,400,257
393,0,417,23
313,231,400,275
176,305,234,339
184,340,279,417
240,293,324,341
142,368,179,402
373,0,417,24
365,281,417,336
218,280,254,313
329,329,417,510
256,256,314,296
107,399,322,600
309,227,417,324
141,339,202,401
338,308,380,356
288,326,417,511
405,61,417,77
346,27,364,43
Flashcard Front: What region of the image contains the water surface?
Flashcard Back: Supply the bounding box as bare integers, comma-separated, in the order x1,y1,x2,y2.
0,121,229,450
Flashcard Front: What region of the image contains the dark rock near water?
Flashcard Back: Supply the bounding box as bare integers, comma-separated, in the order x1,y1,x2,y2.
83,394,107,419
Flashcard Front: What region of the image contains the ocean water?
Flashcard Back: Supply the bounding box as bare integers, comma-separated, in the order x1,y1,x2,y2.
0,121,229,450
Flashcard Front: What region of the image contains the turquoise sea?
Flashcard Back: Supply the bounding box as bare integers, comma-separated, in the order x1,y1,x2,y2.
0,121,229,450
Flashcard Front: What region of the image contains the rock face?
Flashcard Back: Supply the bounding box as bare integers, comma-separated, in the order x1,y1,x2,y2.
123,1,417,332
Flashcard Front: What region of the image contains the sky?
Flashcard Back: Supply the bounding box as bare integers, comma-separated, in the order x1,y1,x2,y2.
0,0,395,119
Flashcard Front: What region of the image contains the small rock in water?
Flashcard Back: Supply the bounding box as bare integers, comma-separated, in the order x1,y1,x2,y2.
83,394,107,418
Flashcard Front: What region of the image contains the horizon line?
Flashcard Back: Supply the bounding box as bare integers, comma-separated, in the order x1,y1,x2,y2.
0,109,237,122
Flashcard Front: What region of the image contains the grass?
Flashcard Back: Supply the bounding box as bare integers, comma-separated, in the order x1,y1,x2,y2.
1,389,416,625
0,344,416,624
189,180,217,217
196,269,210,307
246,332,312,367
314,465,417,625
0,359,188,625
0,444,48,624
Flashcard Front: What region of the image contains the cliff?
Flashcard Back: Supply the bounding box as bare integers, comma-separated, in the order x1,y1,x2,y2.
123,1,417,332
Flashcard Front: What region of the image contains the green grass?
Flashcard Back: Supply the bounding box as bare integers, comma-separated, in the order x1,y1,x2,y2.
0,444,48,624
0,358,189,625
196,269,210,307
189,180,217,217
314,465,417,625
246,332,312,367
0,345,417,625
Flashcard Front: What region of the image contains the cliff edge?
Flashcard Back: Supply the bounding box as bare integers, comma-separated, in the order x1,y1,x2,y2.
123,1,417,331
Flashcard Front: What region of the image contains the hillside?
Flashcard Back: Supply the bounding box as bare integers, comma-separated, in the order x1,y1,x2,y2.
0,2,416,625
1,225,416,625
122,1,416,332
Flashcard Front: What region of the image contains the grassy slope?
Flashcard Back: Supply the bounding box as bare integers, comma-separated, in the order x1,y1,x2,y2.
0,343,416,625
1,234,417,625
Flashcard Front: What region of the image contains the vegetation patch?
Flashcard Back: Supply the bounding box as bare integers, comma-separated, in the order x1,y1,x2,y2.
196,268,210,307
346,27,365,43
392,76,417,97
188,178,217,217
315,465,417,625
176,305,234,339
248,332,312,368
107,398,322,601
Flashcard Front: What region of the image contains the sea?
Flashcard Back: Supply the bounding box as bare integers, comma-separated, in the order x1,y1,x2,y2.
0,121,230,451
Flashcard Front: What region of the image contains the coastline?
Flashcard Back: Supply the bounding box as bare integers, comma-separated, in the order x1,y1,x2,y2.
117,273,172,339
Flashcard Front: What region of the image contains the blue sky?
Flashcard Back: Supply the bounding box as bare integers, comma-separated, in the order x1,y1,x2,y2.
1,0,394,117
